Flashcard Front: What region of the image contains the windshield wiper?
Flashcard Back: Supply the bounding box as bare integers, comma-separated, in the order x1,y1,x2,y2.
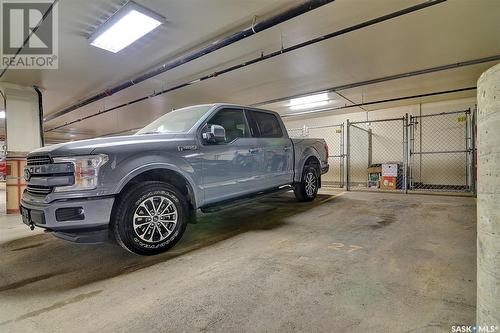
140,131,160,135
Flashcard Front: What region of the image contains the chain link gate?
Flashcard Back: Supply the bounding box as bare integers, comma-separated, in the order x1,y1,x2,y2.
288,108,475,195
409,109,474,193
346,118,407,192
288,124,344,187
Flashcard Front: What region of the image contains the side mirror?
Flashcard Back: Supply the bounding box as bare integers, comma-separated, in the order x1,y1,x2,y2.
202,124,226,143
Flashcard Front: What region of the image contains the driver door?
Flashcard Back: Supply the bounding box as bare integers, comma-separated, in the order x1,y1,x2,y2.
200,107,263,205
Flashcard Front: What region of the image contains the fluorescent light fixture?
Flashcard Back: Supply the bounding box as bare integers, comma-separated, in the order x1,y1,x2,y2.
289,101,328,110
89,1,164,53
0,111,5,119
289,93,329,110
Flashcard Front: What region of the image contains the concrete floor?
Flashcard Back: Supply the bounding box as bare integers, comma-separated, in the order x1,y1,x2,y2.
0,190,476,332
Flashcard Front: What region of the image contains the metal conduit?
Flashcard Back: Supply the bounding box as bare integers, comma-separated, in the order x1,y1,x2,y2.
282,87,477,117
79,86,476,138
44,0,334,122
252,54,500,107
46,0,447,132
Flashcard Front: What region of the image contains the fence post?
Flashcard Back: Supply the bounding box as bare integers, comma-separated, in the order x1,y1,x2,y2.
472,105,477,196
345,119,350,191
408,115,414,191
465,107,475,194
340,124,345,188
404,113,409,194
465,108,470,192
368,128,372,167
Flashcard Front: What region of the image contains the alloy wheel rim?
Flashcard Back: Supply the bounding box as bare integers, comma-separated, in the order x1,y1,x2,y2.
133,195,177,243
305,172,316,197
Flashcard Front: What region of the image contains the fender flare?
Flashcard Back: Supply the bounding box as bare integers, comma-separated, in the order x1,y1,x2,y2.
114,163,201,208
295,147,321,183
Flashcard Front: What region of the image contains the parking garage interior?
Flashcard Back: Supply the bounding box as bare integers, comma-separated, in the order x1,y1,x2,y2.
0,0,499,332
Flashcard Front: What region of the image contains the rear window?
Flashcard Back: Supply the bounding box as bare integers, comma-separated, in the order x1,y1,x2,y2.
248,111,283,138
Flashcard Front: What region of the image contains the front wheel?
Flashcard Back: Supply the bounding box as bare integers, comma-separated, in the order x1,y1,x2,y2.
294,166,319,202
112,181,188,255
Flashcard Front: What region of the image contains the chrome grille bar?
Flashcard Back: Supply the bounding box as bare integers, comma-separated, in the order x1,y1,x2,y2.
27,156,52,166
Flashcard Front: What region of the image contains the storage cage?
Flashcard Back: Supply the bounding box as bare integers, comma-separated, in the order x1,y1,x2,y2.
346,118,407,192
287,124,344,187
286,108,475,195
408,109,474,192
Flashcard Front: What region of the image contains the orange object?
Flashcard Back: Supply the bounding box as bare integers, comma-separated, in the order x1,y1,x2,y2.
6,157,26,214
380,176,397,190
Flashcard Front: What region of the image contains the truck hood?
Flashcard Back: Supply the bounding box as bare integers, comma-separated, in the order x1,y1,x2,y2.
29,133,192,157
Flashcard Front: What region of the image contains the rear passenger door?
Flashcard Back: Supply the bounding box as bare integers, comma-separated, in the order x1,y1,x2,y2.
245,109,294,188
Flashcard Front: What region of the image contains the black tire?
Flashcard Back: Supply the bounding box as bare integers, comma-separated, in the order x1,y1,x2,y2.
294,165,319,202
112,181,188,255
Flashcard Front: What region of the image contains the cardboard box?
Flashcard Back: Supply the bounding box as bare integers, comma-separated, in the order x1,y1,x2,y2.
382,163,398,177
380,176,397,190
367,166,382,174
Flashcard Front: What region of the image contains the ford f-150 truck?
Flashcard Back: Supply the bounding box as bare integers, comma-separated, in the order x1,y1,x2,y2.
20,104,329,255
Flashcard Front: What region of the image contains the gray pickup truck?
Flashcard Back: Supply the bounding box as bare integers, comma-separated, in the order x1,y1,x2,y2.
20,104,329,255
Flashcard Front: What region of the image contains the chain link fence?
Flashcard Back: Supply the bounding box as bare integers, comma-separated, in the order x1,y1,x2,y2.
409,110,473,192
288,124,344,187
286,108,474,195
347,118,406,192
287,126,308,138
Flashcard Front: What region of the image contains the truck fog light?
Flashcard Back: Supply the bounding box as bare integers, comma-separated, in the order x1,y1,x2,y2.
56,207,85,222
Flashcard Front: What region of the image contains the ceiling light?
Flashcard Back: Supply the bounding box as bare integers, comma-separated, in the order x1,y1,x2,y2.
89,1,164,53
289,101,329,110
289,93,329,110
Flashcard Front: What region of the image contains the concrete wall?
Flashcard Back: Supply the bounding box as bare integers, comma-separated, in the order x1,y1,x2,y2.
477,64,500,326
283,97,475,187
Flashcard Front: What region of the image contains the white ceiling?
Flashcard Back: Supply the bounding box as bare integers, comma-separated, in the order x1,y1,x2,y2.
1,0,499,142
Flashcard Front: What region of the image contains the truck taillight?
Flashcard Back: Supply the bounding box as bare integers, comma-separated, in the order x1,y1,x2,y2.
325,142,329,160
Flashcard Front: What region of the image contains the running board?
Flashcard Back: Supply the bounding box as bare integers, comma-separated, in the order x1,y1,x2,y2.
200,186,294,213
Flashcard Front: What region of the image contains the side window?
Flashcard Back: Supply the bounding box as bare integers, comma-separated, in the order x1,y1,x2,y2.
249,111,283,138
206,108,250,144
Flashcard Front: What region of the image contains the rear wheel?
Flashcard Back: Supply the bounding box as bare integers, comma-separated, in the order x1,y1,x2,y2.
112,181,188,255
294,165,319,202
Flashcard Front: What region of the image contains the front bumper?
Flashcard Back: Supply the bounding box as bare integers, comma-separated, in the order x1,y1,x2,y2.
20,194,114,243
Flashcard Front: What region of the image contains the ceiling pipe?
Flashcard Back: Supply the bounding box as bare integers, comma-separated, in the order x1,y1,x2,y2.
44,0,335,123
48,53,500,133
81,86,476,138
282,86,477,117
46,0,448,132
253,54,500,107
33,86,45,147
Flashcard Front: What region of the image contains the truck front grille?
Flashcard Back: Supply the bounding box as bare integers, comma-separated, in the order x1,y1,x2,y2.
27,155,52,166
26,155,54,195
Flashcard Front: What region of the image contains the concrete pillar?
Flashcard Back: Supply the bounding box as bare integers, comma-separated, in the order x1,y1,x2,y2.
0,83,42,214
477,63,500,326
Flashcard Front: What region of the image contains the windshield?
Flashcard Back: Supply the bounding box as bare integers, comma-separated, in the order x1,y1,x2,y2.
136,105,213,135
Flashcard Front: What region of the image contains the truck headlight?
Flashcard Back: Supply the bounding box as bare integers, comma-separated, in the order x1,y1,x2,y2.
53,154,108,192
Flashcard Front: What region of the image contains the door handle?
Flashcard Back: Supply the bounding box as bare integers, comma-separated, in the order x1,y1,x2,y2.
248,148,260,154
283,147,291,151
